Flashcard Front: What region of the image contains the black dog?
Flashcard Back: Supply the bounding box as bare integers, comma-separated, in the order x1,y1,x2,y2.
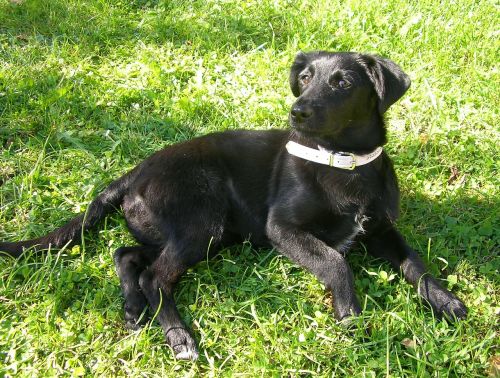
0,51,466,360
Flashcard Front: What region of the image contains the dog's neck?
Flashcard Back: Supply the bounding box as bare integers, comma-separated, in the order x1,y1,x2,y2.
289,114,387,154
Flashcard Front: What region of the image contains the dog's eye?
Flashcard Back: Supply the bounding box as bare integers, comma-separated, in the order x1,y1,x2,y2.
338,80,350,88
329,74,352,89
299,74,311,85
332,79,351,89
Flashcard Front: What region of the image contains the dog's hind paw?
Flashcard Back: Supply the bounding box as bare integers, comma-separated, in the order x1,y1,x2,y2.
124,304,148,330
166,327,199,361
125,319,145,331
174,346,199,361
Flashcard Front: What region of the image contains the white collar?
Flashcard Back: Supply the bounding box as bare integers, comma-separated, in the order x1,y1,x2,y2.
285,141,383,170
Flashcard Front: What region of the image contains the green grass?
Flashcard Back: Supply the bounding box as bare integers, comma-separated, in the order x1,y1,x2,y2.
0,0,498,376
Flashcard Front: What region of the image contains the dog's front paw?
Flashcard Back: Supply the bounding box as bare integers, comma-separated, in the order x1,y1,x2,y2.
338,314,360,329
166,327,199,361
439,297,467,321
334,300,362,323
421,284,467,322
335,301,364,333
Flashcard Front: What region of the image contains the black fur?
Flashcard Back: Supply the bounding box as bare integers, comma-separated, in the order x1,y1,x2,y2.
0,51,466,360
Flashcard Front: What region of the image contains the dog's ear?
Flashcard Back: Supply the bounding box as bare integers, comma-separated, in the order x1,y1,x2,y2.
289,51,310,97
360,54,411,113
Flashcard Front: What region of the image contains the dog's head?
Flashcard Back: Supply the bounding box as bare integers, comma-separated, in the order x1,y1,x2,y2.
289,51,410,150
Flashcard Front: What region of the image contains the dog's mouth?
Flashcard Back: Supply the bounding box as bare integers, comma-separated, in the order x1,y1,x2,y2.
290,122,310,132
289,115,316,132
290,125,320,140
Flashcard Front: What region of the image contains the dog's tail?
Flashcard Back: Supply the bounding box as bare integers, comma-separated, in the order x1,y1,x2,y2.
0,169,136,258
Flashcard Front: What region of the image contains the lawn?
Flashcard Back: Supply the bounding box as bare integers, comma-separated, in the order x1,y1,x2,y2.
0,0,498,376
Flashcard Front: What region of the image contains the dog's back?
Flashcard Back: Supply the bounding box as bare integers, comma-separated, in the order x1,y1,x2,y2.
120,129,288,248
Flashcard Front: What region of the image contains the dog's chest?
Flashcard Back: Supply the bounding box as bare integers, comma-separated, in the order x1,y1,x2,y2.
308,204,369,254
277,159,381,253
315,171,374,253
334,211,369,253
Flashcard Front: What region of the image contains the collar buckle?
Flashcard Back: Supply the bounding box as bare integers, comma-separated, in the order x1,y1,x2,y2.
329,152,356,170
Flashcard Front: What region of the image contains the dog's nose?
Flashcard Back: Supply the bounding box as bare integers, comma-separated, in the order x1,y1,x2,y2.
290,104,313,122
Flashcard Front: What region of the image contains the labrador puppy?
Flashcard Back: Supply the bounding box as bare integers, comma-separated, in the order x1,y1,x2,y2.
0,51,467,360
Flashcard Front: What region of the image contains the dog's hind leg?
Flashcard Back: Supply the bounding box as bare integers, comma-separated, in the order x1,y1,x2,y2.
138,238,213,361
365,226,467,320
114,245,160,330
